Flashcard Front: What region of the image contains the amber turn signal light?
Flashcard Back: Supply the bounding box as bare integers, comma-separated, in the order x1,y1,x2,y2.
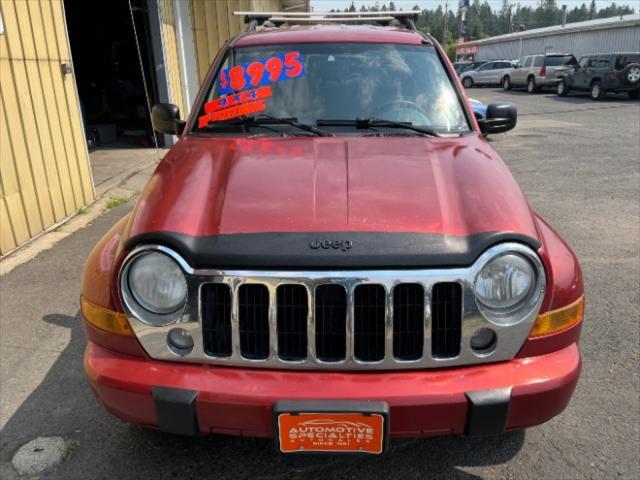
529,296,584,337
81,297,134,337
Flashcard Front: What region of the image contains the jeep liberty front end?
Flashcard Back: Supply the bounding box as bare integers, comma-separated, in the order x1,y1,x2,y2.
81,12,583,455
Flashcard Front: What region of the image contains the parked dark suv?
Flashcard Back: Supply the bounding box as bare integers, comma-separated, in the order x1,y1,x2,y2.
557,52,640,100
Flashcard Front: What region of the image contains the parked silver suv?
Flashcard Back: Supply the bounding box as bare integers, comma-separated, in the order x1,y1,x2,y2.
504,53,577,93
460,60,513,88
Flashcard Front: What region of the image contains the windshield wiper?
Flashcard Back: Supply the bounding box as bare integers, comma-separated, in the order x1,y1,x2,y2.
207,115,333,137
316,118,438,137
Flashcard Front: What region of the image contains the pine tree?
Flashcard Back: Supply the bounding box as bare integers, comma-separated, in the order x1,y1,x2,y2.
406,1,634,41
499,0,511,32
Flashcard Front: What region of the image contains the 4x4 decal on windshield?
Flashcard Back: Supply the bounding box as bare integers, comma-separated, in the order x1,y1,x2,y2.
198,86,273,127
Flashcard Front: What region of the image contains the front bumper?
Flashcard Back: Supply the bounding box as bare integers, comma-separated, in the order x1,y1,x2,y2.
85,342,581,438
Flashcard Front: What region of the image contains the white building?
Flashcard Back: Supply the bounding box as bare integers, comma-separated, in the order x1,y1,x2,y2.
456,13,640,61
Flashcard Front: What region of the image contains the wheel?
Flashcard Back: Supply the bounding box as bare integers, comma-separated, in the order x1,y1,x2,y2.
622,63,640,86
527,77,537,93
556,80,569,97
502,76,512,90
462,77,474,89
590,81,606,100
629,89,640,100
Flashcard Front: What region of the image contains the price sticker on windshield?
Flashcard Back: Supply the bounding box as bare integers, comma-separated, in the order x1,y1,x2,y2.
218,51,305,95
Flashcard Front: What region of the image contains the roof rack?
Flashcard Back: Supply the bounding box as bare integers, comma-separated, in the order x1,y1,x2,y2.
234,11,419,32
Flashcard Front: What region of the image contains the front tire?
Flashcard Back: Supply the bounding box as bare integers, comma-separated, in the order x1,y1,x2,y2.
462,77,474,89
557,80,569,97
502,76,512,90
527,77,537,93
590,81,606,100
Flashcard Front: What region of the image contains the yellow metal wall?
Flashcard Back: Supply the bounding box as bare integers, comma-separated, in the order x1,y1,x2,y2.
0,0,94,256
158,0,186,116
190,0,282,83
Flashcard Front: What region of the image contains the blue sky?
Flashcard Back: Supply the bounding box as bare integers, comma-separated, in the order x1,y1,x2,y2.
310,0,639,13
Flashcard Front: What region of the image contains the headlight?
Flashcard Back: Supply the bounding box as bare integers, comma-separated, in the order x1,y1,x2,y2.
475,253,534,310
122,250,187,325
473,247,544,326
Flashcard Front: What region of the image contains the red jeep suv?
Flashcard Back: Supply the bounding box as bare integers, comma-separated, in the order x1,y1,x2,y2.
81,12,583,455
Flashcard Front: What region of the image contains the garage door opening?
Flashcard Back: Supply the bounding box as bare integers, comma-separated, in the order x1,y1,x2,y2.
63,0,158,150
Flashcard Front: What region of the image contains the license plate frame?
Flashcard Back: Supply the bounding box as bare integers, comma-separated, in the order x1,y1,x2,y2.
273,401,389,455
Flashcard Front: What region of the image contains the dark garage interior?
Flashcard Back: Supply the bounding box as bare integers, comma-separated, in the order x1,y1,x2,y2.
64,0,159,149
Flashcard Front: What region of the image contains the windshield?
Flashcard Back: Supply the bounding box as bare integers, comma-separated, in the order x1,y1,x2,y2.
196,43,470,135
545,55,577,66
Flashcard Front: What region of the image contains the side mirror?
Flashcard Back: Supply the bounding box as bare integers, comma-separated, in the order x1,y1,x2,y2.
151,103,186,136
478,102,517,135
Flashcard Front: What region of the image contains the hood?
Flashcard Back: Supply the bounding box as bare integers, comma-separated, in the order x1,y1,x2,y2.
127,135,539,241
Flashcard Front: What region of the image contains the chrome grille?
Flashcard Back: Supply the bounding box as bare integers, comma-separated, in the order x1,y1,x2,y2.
125,243,545,371
201,280,464,365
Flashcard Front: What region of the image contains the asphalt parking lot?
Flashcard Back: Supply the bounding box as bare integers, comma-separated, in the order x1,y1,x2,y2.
1,88,638,480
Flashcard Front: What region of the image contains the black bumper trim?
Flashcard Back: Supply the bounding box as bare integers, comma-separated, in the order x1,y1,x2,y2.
152,386,199,436
465,387,512,436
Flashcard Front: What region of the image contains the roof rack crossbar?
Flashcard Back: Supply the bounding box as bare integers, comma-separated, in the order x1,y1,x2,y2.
235,11,419,31
234,11,419,18
268,16,396,22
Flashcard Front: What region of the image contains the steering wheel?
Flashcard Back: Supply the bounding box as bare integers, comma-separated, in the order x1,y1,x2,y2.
371,100,431,125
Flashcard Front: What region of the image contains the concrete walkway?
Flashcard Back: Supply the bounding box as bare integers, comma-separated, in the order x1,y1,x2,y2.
90,147,163,197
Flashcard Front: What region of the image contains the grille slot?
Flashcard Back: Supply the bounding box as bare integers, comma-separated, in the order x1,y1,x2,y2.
393,283,425,360
353,284,386,362
315,285,347,362
276,285,308,361
431,282,463,358
238,284,270,359
201,284,232,357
